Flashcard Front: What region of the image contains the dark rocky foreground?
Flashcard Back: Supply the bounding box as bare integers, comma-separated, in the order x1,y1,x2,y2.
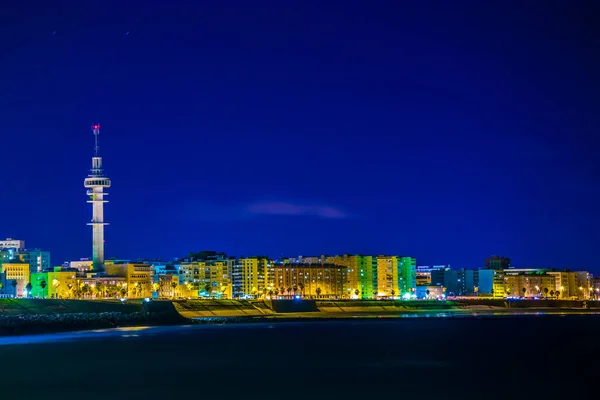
0,311,187,336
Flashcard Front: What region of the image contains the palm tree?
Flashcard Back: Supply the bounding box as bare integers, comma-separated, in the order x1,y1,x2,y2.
108,284,118,298
52,279,61,298
425,289,430,299
298,282,305,297
315,287,322,298
40,280,47,299
120,287,128,298
96,282,105,299
274,288,279,296
550,290,555,299
555,290,560,299
286,287,292,297
11,280,17,294
171,281,178,299
204,283,213,296
25,282,33,298
391,289,396,298
280,287,285,297
292,285,298,295
354,289,360,297
543,287,549,298
521,287,527,298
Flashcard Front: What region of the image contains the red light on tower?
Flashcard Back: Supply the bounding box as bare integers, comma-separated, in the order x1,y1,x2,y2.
91,124,100,130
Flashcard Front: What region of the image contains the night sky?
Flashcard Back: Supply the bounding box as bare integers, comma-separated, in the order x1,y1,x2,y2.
1,1,599,270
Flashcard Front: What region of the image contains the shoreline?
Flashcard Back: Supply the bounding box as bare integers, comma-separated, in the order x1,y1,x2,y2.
2,307,600,338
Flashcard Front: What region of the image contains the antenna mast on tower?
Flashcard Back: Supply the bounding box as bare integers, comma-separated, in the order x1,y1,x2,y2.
92,123,100,157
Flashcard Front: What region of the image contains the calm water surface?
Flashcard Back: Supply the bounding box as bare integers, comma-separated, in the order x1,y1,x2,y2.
1,314,598,399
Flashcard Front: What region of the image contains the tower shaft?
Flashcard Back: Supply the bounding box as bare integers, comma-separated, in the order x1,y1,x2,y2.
90,186,106,269
84,125,111,272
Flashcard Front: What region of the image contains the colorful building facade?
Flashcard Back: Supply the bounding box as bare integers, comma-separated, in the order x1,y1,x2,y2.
269,263,348,298
232,257,268,298
1,262,30,297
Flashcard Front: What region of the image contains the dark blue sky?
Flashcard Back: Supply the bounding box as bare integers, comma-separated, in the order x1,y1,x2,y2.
1,1,599,270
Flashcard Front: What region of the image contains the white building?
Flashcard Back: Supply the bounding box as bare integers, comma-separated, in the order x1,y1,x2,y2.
69,259,94,272
0,238,25,250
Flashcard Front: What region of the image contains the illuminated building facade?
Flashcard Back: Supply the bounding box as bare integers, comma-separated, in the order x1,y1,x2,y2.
278,254,415,299
341,255,375,299
1,262,30,297
18,249,51,273
201,260,232,298
158,274,179,298
416,266,432,285
177,262,203,288
69,259,94,272
0,247,51,273
0,238,25,250
307,254,376,299
175,260,232,298
504,273,557,298
105,263,152,298
376,256,399,297
374,256,416,297
233,257,268,298
416,285,445,299
478,269,506,298
399,256,417,295
270,263,347,298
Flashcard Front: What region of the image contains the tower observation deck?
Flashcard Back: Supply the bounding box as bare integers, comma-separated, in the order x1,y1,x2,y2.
84,124,111,271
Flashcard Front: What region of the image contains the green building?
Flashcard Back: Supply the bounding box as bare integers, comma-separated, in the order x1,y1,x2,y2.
30,272,49,298
358,255,377,299
398,256,417,295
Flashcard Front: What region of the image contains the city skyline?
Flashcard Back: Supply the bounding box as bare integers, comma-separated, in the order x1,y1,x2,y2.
1,2,599,271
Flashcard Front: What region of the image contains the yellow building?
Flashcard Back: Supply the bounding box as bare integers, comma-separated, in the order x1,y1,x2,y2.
202,260,232,298
492,269,506,299
48,270,78,298
505,274,557,298
326,254,371,299
282,254,377,299
105,263,152,298
1,262,30,297
545,271,592,300
177,262,203,292
270,263,347,298
77,276,127,299
376,256,400,297
238,257,268,297
157,274,179,298
176,261,232,298
416,271,432,286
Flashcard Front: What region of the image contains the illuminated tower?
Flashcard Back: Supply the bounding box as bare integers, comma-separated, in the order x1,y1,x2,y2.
84,124,111,271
